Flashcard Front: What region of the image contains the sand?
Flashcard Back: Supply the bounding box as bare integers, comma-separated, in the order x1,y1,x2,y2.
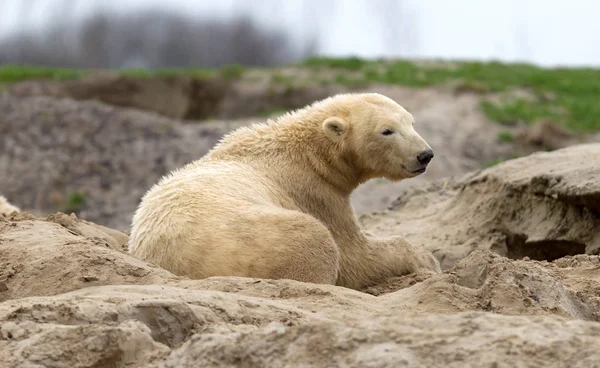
1,144,599,367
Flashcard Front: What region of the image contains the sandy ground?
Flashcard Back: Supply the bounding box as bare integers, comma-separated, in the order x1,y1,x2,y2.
0,76,599,367
1,145,599,367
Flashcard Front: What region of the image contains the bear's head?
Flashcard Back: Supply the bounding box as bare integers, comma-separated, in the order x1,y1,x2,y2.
321,93,433,182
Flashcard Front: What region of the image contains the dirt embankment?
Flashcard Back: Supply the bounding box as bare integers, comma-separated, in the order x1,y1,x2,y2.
3,73,344,121
1,144,599,367
361,143,600,269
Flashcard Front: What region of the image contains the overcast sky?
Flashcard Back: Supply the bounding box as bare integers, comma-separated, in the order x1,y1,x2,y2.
1,0,599,67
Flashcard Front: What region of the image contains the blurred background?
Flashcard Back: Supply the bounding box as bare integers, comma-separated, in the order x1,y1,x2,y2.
1,0,599,69
1,0,599,231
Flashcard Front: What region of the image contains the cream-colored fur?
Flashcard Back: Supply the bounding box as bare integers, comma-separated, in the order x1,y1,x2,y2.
129,93,441,290
0,195,20,215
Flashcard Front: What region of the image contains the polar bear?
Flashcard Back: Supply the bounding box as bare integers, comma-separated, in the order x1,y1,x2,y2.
0,195,20,215
129,93,440,290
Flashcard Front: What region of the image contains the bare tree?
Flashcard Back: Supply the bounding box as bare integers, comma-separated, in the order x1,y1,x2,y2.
0,7,317,69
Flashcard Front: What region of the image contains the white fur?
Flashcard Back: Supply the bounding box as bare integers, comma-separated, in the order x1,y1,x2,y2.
0,195,20,215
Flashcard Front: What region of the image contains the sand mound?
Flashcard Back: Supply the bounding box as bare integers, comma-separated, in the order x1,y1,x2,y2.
361,143,600,269
1,252,599,367
4,278,600,367
0,212,176,302
1,144,599,367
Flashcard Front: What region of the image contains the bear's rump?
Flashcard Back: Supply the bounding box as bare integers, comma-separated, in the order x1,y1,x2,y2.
164,205,337,281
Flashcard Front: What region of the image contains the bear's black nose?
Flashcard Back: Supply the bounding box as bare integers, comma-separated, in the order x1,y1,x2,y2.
417,149,434,165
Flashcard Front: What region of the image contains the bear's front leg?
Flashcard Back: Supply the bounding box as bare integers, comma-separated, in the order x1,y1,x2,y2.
336,231,441,289
369,233,441,274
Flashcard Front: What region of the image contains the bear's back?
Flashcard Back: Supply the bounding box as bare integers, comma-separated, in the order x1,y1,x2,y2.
142,160,296,218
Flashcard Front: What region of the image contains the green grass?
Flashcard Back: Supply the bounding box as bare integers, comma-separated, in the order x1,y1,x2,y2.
497,131,514,142
302,58,600,133
218,64,245,80
2,57,600,133
304,56,368,71
259,107,288,117
0,64,219,83
119,68,214,79
60,190,88,214
0,65,85,82
481,159,504,168
271,73,296,84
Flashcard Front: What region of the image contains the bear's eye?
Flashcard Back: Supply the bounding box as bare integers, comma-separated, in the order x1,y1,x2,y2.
381,129,394,136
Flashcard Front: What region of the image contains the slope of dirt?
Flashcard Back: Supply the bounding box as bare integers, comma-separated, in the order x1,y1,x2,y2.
360,143,600,270
4,73,231,121
1,144,600,367
0,95,239,230
3,72,346,121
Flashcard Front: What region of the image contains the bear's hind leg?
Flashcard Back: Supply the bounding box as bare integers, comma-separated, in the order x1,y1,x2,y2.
245,210,341,285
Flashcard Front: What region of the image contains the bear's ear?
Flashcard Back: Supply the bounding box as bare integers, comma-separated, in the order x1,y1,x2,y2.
322,117,348,139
